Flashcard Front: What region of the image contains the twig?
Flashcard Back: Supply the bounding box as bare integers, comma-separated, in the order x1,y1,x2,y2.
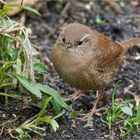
124,78,134,94
59,1,75,25
0,126,4,136
124,78,140,106
60,1,73,18
105,0,124,14
0,92,21,100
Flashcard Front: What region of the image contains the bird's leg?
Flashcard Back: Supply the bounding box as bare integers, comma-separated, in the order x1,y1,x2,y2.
66,89,85,101
79,90,105,120
90,90,101,116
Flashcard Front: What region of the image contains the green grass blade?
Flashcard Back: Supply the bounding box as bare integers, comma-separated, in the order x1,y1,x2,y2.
35,97,52,125
136,101,140,122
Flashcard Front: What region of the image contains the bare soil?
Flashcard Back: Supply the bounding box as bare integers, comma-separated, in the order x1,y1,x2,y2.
0,1,140,139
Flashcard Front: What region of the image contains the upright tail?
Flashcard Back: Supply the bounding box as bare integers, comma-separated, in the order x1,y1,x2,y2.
120,38,140,54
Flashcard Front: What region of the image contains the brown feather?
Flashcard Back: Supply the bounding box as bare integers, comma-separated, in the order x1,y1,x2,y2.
120,38,140,54
51,23,139,92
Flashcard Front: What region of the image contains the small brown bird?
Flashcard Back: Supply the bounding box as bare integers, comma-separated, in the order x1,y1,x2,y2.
51,23,140,118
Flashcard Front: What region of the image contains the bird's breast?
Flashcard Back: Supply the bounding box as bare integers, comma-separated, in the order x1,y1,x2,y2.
51,46,118,91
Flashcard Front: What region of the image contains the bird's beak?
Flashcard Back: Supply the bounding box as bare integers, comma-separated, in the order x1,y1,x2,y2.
64,43,71,49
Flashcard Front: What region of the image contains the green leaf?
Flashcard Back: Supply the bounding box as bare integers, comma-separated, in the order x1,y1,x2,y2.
38,116,59,132
15,128,25,135
51,118,59,132
53,109,66,119
22,5,41,16
95,16,104,25
22,29,32,50
112,80,121,111
119,1,125,8
36,97,52,125
0,18,16,28
120,105,133,116
35,97,59,132
70,111,78,119
51,99,63,113
136,101,140,122
17,75,42,98
33,62,48,73
37,84,69,110
0,6,12,17
128,103,133,109
84,116,93,128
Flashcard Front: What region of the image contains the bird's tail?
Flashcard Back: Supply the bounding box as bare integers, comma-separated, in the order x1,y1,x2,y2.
120,38,140,54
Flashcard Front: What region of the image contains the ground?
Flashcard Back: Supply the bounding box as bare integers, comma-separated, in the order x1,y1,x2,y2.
0,1,140,139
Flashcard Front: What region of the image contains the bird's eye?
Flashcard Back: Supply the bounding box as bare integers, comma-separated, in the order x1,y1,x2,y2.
62,37,65,43
78,41,83,46
78,34,90,46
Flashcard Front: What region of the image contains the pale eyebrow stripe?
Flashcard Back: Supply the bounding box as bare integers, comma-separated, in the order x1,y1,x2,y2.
80,34,90,42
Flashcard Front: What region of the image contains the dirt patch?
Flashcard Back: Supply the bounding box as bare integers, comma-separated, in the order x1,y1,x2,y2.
0,1,140,139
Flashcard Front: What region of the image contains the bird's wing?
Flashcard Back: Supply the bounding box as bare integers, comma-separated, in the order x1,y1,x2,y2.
94,34,124,72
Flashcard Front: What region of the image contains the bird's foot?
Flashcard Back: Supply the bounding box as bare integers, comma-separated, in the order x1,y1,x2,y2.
78,107,105,121
65,90,85,101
